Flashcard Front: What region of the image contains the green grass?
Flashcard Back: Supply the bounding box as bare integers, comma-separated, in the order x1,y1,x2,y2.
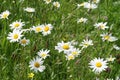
0,0,120,80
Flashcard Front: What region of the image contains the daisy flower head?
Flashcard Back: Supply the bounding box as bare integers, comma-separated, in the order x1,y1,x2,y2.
55,41,74,53
77,17,88,23
53,1,60,8
32,25,43,33
7,29,23,42
106,55,116,62
80,39,93,48
37,49,50,59
29,56,45,73
100,33,118,42
66,54,75,60
24,7,35,13
89,57,108,73
0,10,10,19
94,22,109,30
91,0,100,4
9,20,25,30
19,37,30,46
42,24,53,36
44,0,52,4
77,2,88,8
84,2,97,9
113,45,120,50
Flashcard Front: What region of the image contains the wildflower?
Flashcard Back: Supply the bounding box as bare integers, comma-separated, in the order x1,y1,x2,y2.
7,29,23,42
53,1,60,8
113,45,120,50
24,7,35,12
100,33,118,42
66,54,75,60
37,49,50,59
19,38,30,46
77,17,87,23
77,2,88,8
55,41,74,53
9,20,25,30
29,57,45,72
42,24,53,36
94,22,109,30
89,57,108,73
84,2,97,9
80,39,93,48
91,0,100,4
106,55,116,62
0,10,10,19
44,0,52,4
32,25,43,33
28,73,34,78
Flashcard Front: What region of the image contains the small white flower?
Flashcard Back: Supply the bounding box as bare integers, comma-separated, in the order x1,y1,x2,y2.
44,0,52,4
89,58,108,73
91,0,100,4
0,10,10,19
55,41,74,53
32,25,43,33
113,45,120,50
19,38,30,46
77,17,88,23
66,54,75,60
100,33,118,42
84,2,97,9
94,22,109,30
29,56,45,73
7,29,23,42
106,55,115,62
24,7,35,12
80,39,93,48
53,1,60,8
37,49,50,59
42,24,53,36
9,20,25,30
77,2,88,8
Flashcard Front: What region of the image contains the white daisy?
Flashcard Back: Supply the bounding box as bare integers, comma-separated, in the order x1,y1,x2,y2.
0,10,10,19
106,55,115,62
44,0,52,4
66,54,75,60
24,7,35,12
84,2,97,9
80,39,93,48
77,17,88,23
77,2,88,8
19,38,30,46
32,25,43,33
29,56,45,72
113,45,120,50
89,58,108,73
42,24,53,36
100,33,118,42
53,1,60,8
7,29,23,42
37,49,50,59
9,20,25,30
55,41,74,53
94,22,109,30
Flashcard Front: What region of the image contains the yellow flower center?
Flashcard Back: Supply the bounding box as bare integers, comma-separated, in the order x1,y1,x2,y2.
44,26,49,32
41,53,47,58
72,51,78,55
14,23,20,28
3,13,8,18
100,24,105,29
96,62,102,67
68,55,74,60
34,62,40,68
35,27,41,32
13,34,19,39
28,73,34,78
104,35,110,40
21,39,27,44
63,44,69,50
84,43,89,47
93,0,97,3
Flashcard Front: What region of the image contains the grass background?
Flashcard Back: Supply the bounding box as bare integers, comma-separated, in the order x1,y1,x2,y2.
0,0,120,80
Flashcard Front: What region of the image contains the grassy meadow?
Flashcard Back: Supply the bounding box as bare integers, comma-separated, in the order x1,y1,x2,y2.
0,0,120,80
